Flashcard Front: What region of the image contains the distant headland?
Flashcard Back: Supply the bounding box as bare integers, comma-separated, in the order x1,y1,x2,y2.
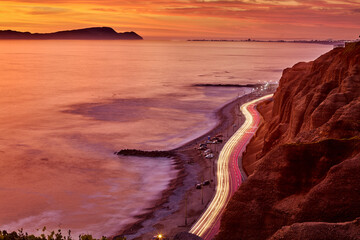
188,38,347,45
0,27,143,40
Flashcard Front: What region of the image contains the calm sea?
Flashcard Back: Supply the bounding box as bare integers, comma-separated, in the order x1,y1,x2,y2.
0,40,332,237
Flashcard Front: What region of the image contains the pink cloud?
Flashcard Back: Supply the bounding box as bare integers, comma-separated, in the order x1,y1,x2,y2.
1,0,359,39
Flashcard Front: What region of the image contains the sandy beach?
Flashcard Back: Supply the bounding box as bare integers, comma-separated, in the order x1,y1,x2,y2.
116,85,277,240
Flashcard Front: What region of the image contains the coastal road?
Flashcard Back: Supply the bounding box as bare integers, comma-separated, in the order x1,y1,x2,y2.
189,94,273,240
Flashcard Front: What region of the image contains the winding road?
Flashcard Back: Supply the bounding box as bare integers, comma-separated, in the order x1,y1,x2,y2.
189,94,273,240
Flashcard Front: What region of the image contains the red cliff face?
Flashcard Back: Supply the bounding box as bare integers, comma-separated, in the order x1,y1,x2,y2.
265,42,360,153
217,42,360,240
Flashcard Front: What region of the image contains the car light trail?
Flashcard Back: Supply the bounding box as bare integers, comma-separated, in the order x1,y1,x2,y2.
189,94,273,240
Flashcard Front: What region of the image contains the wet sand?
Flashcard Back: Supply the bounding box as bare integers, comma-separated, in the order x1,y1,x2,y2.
116,86,277,240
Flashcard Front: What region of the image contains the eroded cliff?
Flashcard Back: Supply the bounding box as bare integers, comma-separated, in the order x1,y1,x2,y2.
217,42,360,240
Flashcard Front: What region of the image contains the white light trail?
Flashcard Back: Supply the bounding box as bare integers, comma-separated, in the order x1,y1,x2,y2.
189,94,273,239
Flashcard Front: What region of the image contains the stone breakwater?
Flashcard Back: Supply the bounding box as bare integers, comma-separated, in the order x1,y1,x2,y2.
115,149,175,158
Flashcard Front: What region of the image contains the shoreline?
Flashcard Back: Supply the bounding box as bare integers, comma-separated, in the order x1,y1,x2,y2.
116,86,277,239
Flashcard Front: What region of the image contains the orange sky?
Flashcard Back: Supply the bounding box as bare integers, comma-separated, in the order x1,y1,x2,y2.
0,0,359,40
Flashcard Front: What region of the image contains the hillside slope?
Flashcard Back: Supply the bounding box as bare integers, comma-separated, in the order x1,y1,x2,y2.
217,42,360,240
0,27,143,40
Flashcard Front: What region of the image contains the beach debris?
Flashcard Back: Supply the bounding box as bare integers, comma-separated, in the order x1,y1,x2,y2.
198,143,207,150
204,149,212,154
203,180,211,186
196,180,211,189
211,137,223,143
205,153,214,159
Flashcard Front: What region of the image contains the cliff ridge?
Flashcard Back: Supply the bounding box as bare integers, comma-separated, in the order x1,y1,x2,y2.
217,42,360,240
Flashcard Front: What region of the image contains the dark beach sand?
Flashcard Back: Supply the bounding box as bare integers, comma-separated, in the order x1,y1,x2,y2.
116,85,277,240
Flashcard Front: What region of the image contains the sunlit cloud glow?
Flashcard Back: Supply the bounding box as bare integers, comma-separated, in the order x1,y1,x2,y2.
0,0,359,39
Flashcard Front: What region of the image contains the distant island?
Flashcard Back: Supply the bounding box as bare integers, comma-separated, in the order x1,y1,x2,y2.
0,27,143,40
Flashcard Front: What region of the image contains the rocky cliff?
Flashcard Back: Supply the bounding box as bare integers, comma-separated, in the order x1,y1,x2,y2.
217,42,360,240
0,27,143,40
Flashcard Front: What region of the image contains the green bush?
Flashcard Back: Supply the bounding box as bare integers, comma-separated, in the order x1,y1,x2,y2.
0,229,124,240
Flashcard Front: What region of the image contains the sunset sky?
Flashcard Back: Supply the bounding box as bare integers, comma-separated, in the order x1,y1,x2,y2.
0,0,359,40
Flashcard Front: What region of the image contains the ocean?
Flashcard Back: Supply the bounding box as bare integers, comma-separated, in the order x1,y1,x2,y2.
0,40,332,237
